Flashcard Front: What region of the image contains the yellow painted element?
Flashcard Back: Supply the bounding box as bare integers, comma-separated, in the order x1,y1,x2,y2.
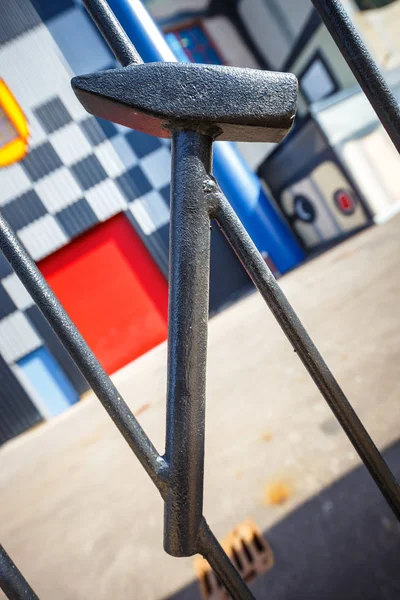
0,80,29,167
264,480,291,505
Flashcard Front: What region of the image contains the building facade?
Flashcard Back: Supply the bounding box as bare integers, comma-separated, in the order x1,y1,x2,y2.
1,0,399,444
144,0,399,249
0,0,256,443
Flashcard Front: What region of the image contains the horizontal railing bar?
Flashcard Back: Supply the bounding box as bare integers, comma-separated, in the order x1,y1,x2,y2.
0,214,168,497
212,188,400,521
311,0,400,153
0,545,39,600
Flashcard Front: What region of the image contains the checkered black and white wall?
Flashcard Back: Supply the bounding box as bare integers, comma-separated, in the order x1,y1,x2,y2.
0,0,251,442
0,0,174,439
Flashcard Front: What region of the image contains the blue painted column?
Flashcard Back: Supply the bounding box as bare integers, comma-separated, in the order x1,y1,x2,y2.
107,0,305,272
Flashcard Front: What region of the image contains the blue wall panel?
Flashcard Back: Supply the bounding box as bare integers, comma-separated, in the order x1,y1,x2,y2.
17,347,79,417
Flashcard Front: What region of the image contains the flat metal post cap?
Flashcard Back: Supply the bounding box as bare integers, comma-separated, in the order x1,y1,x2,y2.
72,62,297,143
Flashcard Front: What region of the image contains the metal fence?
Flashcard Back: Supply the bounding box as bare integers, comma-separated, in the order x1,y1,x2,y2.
1,0,399,598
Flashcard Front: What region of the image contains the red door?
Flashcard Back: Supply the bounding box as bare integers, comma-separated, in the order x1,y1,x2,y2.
38,214,168,374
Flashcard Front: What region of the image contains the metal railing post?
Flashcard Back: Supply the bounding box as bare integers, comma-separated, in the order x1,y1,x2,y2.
165,131,212,556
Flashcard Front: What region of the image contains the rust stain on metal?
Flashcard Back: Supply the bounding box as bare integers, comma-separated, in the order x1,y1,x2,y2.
194,518,274,599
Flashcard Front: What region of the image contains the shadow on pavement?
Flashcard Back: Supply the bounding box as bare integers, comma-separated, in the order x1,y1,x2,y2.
168,440,400,600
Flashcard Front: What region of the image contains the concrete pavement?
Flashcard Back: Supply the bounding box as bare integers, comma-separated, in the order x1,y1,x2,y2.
1,215,400,599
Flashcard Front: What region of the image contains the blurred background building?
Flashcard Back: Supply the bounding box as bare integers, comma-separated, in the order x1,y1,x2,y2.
0,0,399,444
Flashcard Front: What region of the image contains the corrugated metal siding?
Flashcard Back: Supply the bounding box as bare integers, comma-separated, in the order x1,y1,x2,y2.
0,311,42,364
0,353,42,445
26,305,89,396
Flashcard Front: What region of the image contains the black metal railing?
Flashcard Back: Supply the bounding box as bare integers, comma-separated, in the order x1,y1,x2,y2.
1,1,399,598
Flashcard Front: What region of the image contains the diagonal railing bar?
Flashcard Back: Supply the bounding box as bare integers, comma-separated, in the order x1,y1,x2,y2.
1,1,400,599
0,545,38,600
83,0,142,66
0,184,255,600
209,182,400,520
311,0,400,153
0,213,168,497
165,131,212,557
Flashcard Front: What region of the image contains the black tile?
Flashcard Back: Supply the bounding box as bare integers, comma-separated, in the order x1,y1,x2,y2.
34,97,72,134
0,0,41,45
70,155,107,191
160,183,171,207
56,198,98,238
116,166,152,202
0,284,16,319
96,117,118,140
21,142,63,182
25,305,89,396
80,117,107,146
125,130,162,158
30,0,74,22
1,190,47,231
0,254,13,279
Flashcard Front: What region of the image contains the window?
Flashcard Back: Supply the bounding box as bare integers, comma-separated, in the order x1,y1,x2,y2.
165,23,223,65
298,52,339,104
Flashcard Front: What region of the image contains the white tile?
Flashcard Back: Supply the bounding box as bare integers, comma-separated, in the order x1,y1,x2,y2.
115,123,132,134
34,167,82,213
140,147,171,189
18,214,68,261
128,201,153,236
0,24,88,124
130,191,170,235
111,135,138,170
0,311,42,364
93,140,126,178
2,273,34,311
49,122,92,166
85,179,127,221
301,58,336,104
0,163,32,206
0,25,73,109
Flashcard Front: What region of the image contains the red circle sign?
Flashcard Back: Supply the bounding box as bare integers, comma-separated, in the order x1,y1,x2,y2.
334,189,356,215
